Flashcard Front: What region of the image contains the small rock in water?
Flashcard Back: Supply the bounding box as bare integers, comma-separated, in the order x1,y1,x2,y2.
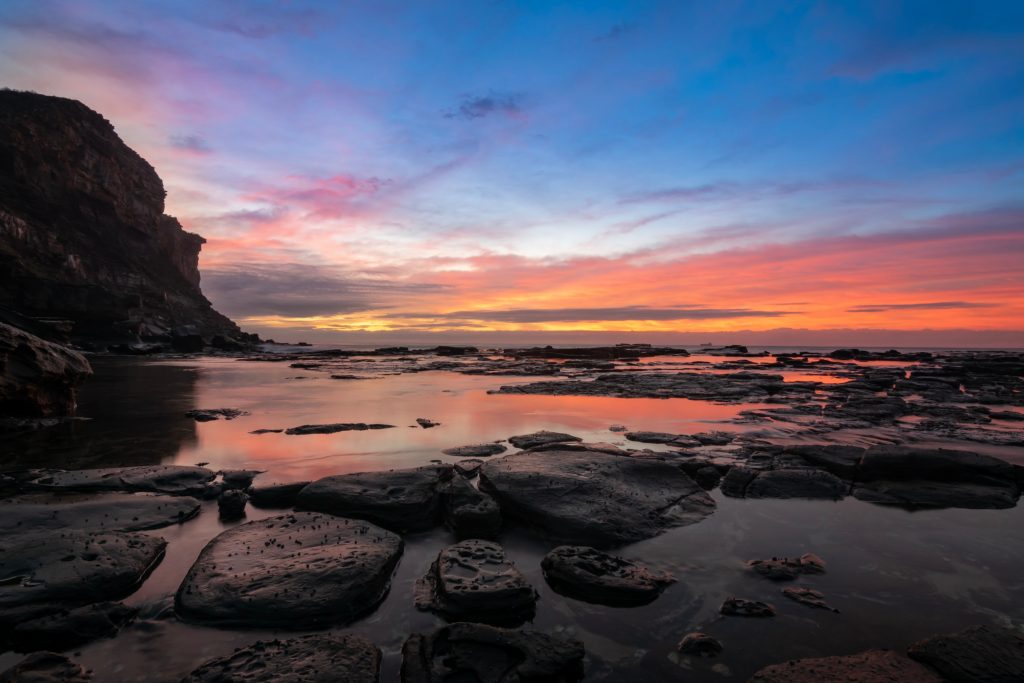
609,424,627,432
541,545,675,606
677,632,723,657
284,422,395,435
217,489,247,521
249,428,284,434
747,553,826,581
442,443,507,458
248,481,310,508
507,430,583,449
416,417,441,428
185,408,249,422
782,587,840,612
720,597,776,617
219,469,263,490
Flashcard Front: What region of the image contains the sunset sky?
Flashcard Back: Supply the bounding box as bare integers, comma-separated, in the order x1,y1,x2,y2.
1,1,1022,345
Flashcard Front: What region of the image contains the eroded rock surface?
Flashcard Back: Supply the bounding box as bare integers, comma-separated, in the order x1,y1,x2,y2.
12,602,136,652
541,545,675,606
443,476,501,540
507,430,582,450
181,634,381,683
29,466,215,497
747,554,826,581
782,587,840,612
908,624,1024,683
415,540,536,625
176,513,402,628
720,598,775,617
677,632,723,657
442,443,507,458
750,649,941,682
0,492,199,534
297,465,452,532
0,652,92,682
401,622,584,683
480,450,714,547
248,481,309,508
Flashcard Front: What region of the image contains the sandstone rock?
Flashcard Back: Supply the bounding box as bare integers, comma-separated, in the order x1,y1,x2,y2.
248,481,309,508
29,465,215,497
0,652,92,682
750,649,941,682
401,622,584,683
176,513,402,628
0,492,199,534
506,430,582,449
541,545,675,606
442,443,507,458
480,450,715,547
181,634,381,683
12,601,136,652
443,476,501,540
284,422,395,435
908,624,1024,682
677,632,723,657
415,540,536,625
0,324,92,418
720,598,775,617
297,465,452,532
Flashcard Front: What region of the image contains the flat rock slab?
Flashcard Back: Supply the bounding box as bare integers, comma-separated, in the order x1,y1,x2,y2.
12,601,136,652
750,649,941,682
0,652,92,682
248,481,309,508
0,531,165,629
443,477,501,540
442,443,507,458
541,545,675,606
415,540,535,625
479,450,715,547
0,493,199,534
908,624,1024,682
176,512,402,629
181,635,381,683
297,465,452,532
185,408,249,422
625,431,699,447
853,479,1020,510
284,423,394,435
507,431,582,450
745,468,848,500
401,622,584,683
30,466,214,497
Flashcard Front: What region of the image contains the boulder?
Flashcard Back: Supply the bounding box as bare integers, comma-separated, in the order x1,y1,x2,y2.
297,465,452,532
0,531,165,630
908,624,1024,682
12,602,136,652
720,598,775,617
442,443,507,458
541,545,675,606
175,513,402,628
217,489,247,521
747,554,825,581
750,649,941,682
480,450,714,547
219,469,262,490
0,492,200,534
507,431,582,450
414,540,536,625
0,323,92,418
181,634,381,683
745,469,848,500
677,632,723,657
784,444,865,478
443,476,501,540
401,622,584,683
0,652,92,682
248,480,309,508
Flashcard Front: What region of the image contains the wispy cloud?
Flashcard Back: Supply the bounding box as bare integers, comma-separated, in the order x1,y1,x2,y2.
847,301,997,313
384,306,795,323
444,92,523,120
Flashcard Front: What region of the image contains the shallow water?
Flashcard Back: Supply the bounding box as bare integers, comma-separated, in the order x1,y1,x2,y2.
1,356,1022,681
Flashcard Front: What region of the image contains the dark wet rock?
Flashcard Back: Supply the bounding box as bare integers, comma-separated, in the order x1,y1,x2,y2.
677,632,723,657
329,374,368,380
512,344,684,360
854,479,1020,509
443,476,501,540
284,422,395,435
782,587,840,612
401,622,584,683
0,652,92,682
442,443,507,458
747,554,826,581
217,489,247,521
479,450,715,548
720,598,775,617
527,441,632,456
12,601,136,652
609,424,627,432
181,634,381,683
785,444,865,479
507,430,583,450
219,469,263,490
176,512,402,628
692,430,735,445
297,465,453,532
414,540,536,625
434,345,479,356
30,465,215,497
0,492,199,534
625,431,700,447
719,467,759,497
991,410,1024,421
750,649,941,682
249,428,283,434
247,481,309,508
184,408,249,422
908,624,1024,683
454,459,484,477
745,468,848,500
859,446,1016,483
171,334,206,353
0,324,93,418
693,466,722,490
416,418,441,428
540,545,675,606
0,531,165,630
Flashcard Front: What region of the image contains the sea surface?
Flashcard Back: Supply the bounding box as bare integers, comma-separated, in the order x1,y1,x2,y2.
1,354,1022,681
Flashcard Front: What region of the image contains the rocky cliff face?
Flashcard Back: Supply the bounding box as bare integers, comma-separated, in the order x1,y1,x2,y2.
0,89,246,344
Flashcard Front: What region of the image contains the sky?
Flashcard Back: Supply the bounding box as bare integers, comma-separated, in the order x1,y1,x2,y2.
1,0,1022,346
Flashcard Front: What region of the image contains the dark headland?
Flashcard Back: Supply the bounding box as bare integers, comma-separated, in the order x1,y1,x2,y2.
1,91,1023,682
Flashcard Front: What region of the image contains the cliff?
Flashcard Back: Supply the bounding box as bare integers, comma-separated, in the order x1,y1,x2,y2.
0,89,249,345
